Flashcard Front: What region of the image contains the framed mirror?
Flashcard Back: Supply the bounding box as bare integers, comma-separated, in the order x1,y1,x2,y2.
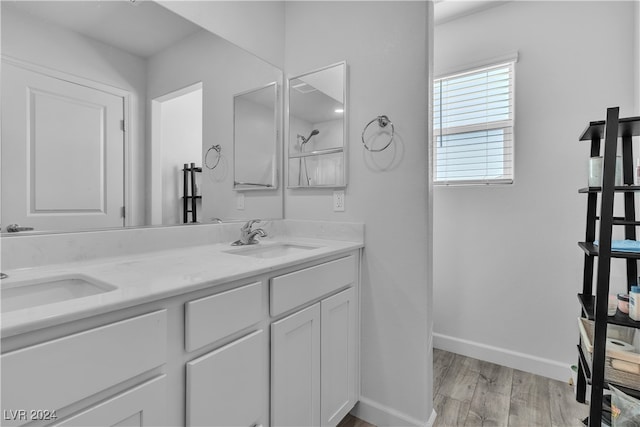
0,0,283,235
287,61,347,188
233,82,279,191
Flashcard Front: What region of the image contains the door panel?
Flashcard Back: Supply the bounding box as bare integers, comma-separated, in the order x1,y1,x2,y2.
271,304,321,427
52,375,166,427
186,330,264,427
321,288,357,427
1,61,125,232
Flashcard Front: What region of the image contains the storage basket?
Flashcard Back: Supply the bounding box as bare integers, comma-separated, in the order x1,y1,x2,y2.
578,318,640,389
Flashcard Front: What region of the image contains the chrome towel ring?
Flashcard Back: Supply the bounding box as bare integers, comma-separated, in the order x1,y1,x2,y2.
362,115,394,152
205,144,222,170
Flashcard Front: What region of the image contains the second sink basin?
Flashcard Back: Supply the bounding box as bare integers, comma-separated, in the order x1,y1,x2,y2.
224,243,320,259
1,275,117,313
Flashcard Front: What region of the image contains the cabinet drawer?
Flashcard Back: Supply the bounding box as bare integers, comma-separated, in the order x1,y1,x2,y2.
185,281,262,352
1,310,167,426
270,256,355,316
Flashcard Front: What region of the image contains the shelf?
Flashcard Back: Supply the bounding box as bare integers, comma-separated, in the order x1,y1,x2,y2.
595,216,640,226
612,219,640,226
182,163,201,224
578,242,640,259
576,109,640,427
609,383,640,399
577,294,640,328
182,166,202,173
577,343,592,381
234,182,274,188
576,345,640,400
579,116,640,141
289,147,343,159
579,186,640,193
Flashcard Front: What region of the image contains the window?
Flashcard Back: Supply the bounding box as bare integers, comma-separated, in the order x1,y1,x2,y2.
434,61,515,185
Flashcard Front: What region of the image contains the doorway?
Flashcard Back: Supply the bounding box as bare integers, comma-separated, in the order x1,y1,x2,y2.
151,83,203,225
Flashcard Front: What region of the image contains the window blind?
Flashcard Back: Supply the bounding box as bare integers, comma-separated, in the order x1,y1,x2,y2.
434,62,514,185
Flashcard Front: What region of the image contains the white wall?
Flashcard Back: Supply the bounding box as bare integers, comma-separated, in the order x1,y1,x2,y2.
147,30,282,222
159,0,285,69
636,0,640,114
285,2,434,425
433,1,636,381
1,6,148,227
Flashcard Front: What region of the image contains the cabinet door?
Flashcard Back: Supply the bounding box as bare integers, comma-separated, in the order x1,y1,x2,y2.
321,288,357,427
271,304,321,427
53,375,166,426
186,330,264,427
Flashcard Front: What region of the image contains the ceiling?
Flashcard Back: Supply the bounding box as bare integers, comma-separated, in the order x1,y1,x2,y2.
7,1,510,56
434,0,512,25
3,1,203,58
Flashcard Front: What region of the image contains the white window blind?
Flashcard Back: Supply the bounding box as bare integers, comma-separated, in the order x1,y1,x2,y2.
434,61,514,185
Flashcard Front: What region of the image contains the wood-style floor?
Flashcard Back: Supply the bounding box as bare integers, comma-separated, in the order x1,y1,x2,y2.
341,349,589,427
433,349,589,427
338,414,376,427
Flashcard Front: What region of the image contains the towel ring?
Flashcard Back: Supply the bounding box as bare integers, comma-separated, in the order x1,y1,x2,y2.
362,115,394,152
205,144,222,170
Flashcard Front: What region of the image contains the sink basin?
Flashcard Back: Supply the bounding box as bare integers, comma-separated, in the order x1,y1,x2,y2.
224,243,320,259
1,275,117,313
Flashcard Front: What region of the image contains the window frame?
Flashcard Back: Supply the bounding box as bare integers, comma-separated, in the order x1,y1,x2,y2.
433,59,516,186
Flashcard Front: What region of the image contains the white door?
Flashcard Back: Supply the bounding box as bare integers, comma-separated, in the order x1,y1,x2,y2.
321,287,357,427
1,61,125,232
271,304,321,427
186,330,264,427
52,375,166,427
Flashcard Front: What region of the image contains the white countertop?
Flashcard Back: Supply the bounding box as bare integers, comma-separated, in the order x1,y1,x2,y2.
1,237,363,338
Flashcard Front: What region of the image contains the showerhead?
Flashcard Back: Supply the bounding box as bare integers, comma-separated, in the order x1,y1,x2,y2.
301,129,320,145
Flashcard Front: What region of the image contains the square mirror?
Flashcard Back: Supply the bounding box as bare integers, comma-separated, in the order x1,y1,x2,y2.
288,62,347,188
233,82,280,190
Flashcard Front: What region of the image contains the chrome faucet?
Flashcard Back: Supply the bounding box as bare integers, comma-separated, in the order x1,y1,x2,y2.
232,219,267,246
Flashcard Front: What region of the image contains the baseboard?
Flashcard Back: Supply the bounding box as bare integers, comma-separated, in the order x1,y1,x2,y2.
351,397,431,427
426,409,437,427
433,333,571,382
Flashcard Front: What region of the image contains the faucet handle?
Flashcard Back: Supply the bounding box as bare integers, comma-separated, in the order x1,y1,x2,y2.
241,219,261,231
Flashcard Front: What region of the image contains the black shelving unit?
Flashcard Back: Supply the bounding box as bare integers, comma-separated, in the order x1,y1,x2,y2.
182,163,202,223
576,107,640,427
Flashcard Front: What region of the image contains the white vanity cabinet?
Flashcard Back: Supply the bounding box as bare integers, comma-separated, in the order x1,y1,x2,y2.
1,248,361,427
270,256,358,427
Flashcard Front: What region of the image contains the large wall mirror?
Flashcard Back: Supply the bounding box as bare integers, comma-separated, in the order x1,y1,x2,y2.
288,61,347,188
233,82,279,191
1,0,283,236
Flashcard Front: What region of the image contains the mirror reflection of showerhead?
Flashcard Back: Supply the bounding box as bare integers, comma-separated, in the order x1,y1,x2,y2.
299,129,320,186
302,129,320,145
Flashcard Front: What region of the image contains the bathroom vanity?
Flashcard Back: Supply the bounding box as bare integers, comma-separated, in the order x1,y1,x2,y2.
0,221,363,427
